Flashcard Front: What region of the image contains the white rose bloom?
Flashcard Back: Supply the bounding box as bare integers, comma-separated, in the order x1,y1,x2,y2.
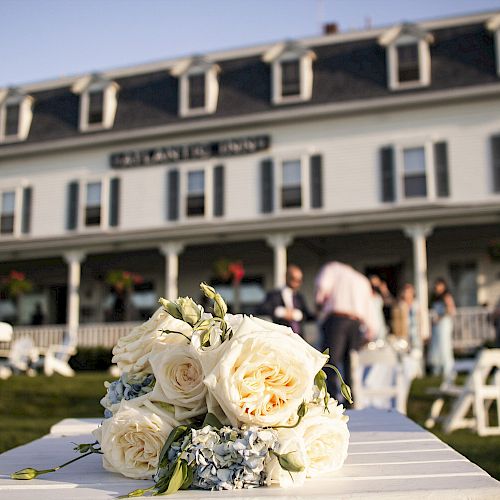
266,428,307,488
297,401,350,477
148,344,207,421
204,316,328,427
93,402,173,480
112,306,193,374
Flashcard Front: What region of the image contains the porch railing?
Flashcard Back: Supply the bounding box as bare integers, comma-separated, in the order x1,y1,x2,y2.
0,307,495,354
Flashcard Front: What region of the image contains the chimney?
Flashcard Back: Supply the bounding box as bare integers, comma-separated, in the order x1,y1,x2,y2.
323,22,338,35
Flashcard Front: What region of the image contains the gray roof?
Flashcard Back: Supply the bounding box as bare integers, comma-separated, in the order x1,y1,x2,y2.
2,21,498,148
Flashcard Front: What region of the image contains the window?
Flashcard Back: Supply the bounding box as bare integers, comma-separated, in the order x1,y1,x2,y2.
188,74,206,110
402,147,427,198
187,170,205,216
85,181,102,226
71,75,119,131
5,103,20,137
263,43,315,105
281,160,302,208
450,262,477,307
0,191,15,234
378,23,433,90
281,60,301,97
397,44,420,83
88,90,104,125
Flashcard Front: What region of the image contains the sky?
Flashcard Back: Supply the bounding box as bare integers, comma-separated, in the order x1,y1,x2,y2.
1,0,500,87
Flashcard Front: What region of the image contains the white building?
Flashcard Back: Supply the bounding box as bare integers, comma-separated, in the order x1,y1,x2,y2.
0,11,499,346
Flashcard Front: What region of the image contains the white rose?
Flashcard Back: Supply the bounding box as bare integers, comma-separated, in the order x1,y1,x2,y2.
148,344,207,421
112,306,193,374
93,402,173,480
266,428,307,488
204,316,328,427
298,401,349,477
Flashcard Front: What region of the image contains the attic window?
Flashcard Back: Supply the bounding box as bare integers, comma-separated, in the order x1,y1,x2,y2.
188,73,206,109
379,23,433,91
72,75,119,132
0,90,34,143
281,60,301,97
486,14,500,76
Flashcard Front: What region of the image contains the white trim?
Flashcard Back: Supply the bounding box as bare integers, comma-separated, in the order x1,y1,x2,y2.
486,15,500,76
0,93,34,143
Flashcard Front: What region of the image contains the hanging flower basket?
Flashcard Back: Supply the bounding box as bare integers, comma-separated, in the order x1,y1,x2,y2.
105,270,144,293
1,270,33,298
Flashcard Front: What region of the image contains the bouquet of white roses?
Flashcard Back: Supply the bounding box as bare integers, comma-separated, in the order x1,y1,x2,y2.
11,283,351,496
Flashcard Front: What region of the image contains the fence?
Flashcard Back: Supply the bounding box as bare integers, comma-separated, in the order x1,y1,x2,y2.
0,307,495,354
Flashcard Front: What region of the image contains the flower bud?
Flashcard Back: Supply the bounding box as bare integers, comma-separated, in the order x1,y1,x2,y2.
213,294,227,318
275,451,305,473
158,298,183,320
11,467,44,480
341,382,353,405
176,297,202,325
200,282,216,299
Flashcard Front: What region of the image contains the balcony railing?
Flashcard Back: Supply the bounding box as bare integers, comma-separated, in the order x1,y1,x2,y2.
0,307,495,354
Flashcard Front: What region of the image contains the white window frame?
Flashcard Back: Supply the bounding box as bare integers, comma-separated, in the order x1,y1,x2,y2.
272,52,314,105
0,92,34,143
72,76,119,132
486,15,500,76
395,141,436,203
272,152,312,214
76,176,111,232
177,163,214,221
0,186,23,238
387,37,431,91
173,60,219,118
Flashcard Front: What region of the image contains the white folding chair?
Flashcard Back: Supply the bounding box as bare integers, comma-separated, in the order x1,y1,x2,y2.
351,344,407,414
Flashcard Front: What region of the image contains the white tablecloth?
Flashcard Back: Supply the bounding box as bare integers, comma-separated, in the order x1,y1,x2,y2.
0,409,498,499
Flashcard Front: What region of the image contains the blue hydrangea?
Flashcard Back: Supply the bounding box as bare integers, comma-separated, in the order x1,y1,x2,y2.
102,373,155,418
164,425,279,490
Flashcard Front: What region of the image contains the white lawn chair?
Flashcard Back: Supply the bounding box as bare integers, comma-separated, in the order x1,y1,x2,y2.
351,344,407,414
425,348,500,436
0,322,13,379
35,333,77,377
0,336,39,377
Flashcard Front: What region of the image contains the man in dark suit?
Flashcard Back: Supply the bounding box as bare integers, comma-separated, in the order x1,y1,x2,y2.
258,264,315,336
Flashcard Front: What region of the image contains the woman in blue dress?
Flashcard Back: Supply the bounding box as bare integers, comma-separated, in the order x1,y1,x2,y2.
428,278,456,378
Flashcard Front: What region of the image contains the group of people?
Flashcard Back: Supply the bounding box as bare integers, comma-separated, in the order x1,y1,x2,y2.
258,261,457,403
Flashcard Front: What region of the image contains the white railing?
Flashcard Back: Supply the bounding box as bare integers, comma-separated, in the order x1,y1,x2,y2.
0,307,495,353
453,306,495,352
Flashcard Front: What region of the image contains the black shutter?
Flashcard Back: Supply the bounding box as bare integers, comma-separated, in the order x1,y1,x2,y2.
491,135,500,193
213,165,224,217
310,154,323,208
167,169,179,220
434,142,450,197
21,187,32,234
66,181,79,230
109,177,120,227
260,159,274,213
380,146,396,202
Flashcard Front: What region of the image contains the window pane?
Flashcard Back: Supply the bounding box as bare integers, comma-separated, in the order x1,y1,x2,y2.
1,191,15,214
88,90,104,124
188,74,205,109
282,160,301,186
281,60,301,96
397,44,420,83
5,104,20,136
404,174,427,197
188,171,204,194
187,170,205,216
86,182,102,206
403,147,426,175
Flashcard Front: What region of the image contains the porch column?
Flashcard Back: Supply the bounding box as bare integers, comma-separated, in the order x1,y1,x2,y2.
266,233,293,288
159,242,185,299
63,251,85,344
404,224,433,341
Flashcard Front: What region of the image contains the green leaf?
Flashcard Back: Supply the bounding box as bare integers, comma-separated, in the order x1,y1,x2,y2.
201,412,223,429
180,464,193,490
163,460,185,496
273,451,305,473
158,425,189,469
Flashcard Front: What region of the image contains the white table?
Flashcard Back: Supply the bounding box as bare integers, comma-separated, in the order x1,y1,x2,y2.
0,409,498,499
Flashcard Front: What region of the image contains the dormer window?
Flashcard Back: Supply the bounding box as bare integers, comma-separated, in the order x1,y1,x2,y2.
72,74,119,132
486,14,500,76
0,88,34,143
263,42,315,105
171,58,219,117
379,23,433,90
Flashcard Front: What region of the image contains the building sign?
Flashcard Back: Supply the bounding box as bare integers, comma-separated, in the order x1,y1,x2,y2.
110,135,270,168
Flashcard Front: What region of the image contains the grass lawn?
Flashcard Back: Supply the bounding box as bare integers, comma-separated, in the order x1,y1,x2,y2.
0,372,499,480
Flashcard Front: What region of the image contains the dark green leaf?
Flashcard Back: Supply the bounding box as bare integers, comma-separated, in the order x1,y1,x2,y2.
158,425,189,469
181,464,193,490
201,412,223,429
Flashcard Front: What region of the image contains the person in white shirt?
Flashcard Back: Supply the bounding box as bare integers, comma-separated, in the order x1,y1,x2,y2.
315,261,377,402
258,265,315,336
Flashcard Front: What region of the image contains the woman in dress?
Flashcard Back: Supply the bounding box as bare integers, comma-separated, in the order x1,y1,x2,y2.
428,278,456,378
